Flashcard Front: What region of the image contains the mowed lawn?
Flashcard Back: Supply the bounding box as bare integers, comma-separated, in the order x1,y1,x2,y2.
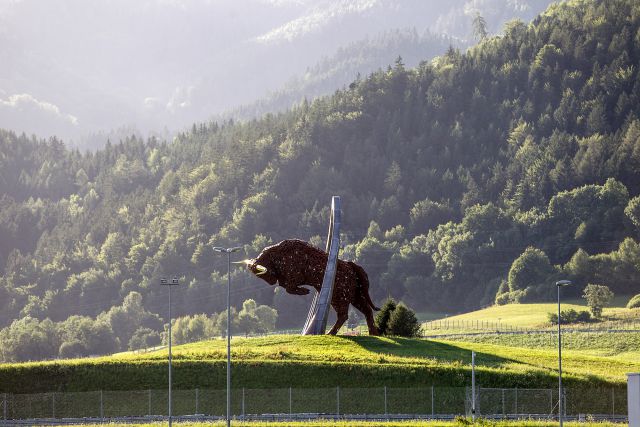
1,334,637,393
114,334,637,385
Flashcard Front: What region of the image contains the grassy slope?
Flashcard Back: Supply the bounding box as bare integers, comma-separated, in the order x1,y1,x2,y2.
1,335,637,394
427,298,638,329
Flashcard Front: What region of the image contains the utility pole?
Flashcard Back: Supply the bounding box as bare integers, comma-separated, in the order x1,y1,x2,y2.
213,246,243,427
161,276,180,427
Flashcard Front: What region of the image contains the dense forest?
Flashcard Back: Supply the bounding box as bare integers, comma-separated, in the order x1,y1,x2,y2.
2,0,640,361
227,29,458,121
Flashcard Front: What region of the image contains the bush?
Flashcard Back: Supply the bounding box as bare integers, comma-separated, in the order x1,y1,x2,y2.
627,294,640,309
387,303,421,337
374,298,397,335
495,292,510,305
547,309,591,325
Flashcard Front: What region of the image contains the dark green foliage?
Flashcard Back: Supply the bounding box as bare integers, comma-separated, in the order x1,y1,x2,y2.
582,284,614,318
627,294,640,309
387,303,421,337
506,247,556,302
128,328,161,351
374,298,397,335
547,309,592,325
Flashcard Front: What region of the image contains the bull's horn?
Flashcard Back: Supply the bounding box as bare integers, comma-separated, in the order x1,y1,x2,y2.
232,259,254,265
254,264,268,275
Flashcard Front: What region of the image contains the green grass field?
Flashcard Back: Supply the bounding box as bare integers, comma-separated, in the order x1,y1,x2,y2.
1,334,637,394
423,300,639,330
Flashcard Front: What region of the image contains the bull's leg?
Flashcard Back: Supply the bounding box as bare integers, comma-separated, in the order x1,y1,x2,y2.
327,306,349,335
352,297,380,336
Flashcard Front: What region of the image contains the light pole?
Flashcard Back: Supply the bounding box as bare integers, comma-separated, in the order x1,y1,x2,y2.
213,246,242,427
556,279,572,427
161,276,180,427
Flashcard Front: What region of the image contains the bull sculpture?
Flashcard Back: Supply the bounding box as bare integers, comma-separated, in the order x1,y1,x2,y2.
239,239,380,335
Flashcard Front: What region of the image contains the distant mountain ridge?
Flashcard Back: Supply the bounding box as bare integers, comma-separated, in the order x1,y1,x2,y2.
226,28,460,121
0,0,555,148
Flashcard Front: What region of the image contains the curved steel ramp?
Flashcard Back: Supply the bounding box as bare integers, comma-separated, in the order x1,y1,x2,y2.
302,196,341,335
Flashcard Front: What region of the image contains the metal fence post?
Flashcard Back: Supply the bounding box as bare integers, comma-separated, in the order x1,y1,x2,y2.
148,389,152,415
431,386,434,417
501,388,505,418
52,392,55,418
195,388,199,414
289,387,292,417
3,393,6,420
612,388,615,418
515,387,518,415
100,390,104,420
336,386,340,416
550,389,553,415
241,388,245,420
384,386,388,415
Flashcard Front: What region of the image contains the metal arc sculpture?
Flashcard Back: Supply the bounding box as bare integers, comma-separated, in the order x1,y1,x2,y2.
302,196,341,335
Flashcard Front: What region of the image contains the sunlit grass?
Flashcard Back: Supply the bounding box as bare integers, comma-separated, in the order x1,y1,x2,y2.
424,300,639,329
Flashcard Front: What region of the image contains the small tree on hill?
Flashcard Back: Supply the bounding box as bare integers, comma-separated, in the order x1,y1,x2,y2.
374,298,397,335
387,303,421,337
582,284,614,318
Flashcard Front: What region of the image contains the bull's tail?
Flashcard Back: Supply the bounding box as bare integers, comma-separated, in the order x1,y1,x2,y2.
348,261,380,311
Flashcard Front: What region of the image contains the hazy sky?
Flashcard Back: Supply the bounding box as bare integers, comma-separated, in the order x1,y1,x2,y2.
0,0,554,147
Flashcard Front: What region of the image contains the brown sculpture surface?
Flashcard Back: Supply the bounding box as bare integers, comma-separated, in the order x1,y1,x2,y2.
242,239,380,335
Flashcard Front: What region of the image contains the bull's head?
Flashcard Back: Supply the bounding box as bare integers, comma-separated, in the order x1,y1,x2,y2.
235,259,278,285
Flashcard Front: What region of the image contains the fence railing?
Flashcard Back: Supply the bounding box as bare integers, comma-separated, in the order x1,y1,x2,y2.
0,387,627,421
423,319,640,333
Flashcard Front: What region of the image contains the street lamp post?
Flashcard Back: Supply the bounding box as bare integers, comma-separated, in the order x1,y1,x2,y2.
161,276,180,427
556,279,572,427
213,246,242,427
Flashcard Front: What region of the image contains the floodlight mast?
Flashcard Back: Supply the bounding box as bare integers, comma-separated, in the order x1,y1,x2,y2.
161,276,180,427
555,279,572,427
212,246,242,427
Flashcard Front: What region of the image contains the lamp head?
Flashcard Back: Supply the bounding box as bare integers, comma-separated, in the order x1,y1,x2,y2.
556,280,572,287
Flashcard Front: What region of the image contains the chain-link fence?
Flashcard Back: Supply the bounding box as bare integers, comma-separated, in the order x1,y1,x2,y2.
0,386,628,422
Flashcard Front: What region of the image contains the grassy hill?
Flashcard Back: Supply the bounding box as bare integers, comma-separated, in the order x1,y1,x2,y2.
426,298,639,329
0,334,636,394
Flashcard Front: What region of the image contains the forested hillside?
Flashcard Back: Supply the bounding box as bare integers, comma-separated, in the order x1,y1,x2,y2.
2,0,640,361
227,29,458,121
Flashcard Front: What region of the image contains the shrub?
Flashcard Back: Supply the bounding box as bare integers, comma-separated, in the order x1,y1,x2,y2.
374,298,397,335
495,292,510,305
627,294,640,309
387,303,421,337
547,309,591,325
